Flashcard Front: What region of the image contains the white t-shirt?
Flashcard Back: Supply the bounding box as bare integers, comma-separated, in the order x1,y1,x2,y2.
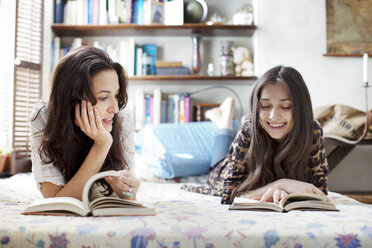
29,101,135,191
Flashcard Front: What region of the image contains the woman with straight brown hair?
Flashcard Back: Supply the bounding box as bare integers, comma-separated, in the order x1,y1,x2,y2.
183,65,329,204
30,46,140,200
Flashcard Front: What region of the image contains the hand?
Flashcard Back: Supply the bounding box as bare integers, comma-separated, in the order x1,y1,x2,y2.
275,178,326,197
104,170,140,200
241,187,288,204
75,100,112,147
255,188,288,204
239,179,327,203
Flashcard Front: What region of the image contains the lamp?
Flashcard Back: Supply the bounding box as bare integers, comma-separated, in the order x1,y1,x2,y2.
185,85,244,119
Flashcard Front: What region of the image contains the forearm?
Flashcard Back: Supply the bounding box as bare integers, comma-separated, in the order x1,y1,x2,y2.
53,143,111,200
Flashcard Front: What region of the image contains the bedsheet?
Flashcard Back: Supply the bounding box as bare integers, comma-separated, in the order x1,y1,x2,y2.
1,173,372,248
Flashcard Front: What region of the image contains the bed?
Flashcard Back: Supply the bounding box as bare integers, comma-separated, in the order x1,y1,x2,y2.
1,172,372,248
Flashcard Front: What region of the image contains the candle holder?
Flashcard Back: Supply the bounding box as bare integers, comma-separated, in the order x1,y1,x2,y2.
362,81,369,112
362,52,369,111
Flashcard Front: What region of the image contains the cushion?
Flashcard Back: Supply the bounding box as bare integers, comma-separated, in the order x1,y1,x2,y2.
135,121,218,178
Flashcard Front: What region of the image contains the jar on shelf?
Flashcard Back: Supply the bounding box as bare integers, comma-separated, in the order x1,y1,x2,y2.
219,41,234,76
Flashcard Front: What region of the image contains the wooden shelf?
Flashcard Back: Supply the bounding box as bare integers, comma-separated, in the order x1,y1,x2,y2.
51,24,257,37
323,53,372,57
129,75,257,81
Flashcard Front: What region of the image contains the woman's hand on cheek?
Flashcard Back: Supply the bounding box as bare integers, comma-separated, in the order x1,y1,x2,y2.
104,170,140,200
75,101,112,148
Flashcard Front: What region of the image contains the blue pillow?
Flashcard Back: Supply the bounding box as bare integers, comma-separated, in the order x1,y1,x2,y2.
135,122,218,178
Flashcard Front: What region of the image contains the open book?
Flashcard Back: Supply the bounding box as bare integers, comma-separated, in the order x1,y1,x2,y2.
22,170,155,216
229,192,338,212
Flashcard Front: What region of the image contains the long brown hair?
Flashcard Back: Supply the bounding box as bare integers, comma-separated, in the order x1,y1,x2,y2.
39,46,129,191
232,66,314,198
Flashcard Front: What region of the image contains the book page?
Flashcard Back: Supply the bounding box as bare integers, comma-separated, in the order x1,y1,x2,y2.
284,200,338,212
82,170,121,210
230,197,283,212
280,192,325,208
22,197,88,216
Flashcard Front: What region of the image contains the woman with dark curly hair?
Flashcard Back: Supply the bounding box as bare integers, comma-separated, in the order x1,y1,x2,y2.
30,46,140,200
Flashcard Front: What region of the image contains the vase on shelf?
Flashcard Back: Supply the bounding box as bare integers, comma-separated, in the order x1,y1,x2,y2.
192,35,201,74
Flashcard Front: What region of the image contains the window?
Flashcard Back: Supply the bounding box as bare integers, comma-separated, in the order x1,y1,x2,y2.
0,0,43,161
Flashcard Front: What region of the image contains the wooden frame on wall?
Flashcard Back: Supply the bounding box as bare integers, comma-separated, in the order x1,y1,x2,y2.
325,0,372,57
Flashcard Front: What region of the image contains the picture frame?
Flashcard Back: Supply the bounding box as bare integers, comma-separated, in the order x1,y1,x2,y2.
151,2,164,24
325,0,372,56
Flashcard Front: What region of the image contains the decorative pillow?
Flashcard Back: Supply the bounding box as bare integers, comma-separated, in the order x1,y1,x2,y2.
135,122,218,179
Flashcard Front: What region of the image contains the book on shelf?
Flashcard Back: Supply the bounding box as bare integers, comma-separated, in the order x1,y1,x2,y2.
155,67,190,76
164,0,183,25
132,90,195,128
152,88,162,124
229,192,338,212
118,38,136,77
155,61,183,68
54,0,64,23
161,100,167,123
142,44,157,75
131,0,144,24
145,94,152,125
54,0,176,25
22,170,156,217
143,0,164,24
135,88,146,130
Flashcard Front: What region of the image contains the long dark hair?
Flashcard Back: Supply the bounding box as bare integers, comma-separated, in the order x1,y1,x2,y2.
232,65,314,198
39,46,129,192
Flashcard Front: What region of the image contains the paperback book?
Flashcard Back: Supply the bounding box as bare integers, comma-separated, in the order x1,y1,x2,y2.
229,192,338,212
22,170,156,217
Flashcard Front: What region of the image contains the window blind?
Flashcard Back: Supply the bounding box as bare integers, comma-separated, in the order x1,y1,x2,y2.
13,0,43,158
0,0,16,151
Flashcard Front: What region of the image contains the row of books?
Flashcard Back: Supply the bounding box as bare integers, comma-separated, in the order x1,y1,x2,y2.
134,88,192,130
52,37,190,76
54,0,183,25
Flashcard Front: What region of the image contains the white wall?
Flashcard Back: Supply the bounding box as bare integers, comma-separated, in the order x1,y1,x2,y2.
254,0,371,110
254,0,372,192
42,0,372,192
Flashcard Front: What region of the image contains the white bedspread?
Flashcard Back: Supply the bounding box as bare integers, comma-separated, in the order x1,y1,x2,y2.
1,173,372,247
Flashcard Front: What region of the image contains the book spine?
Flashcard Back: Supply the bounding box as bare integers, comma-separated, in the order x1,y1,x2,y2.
50,40,54,72
87,0,93,24
149,96,154,124
155,67,190,75
127,38,136,77
142,44,157,75
123,0,132,23
161,100,167,123
167,95,175,123
136,47,143,76
135,88,145,130
53,37,61,68
145,95,151,125
184,96,190,123
179,95,185,124
55,0,65,23
108,0,118,23
153,88,161,124
173,94,180,124
99,0,107,24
